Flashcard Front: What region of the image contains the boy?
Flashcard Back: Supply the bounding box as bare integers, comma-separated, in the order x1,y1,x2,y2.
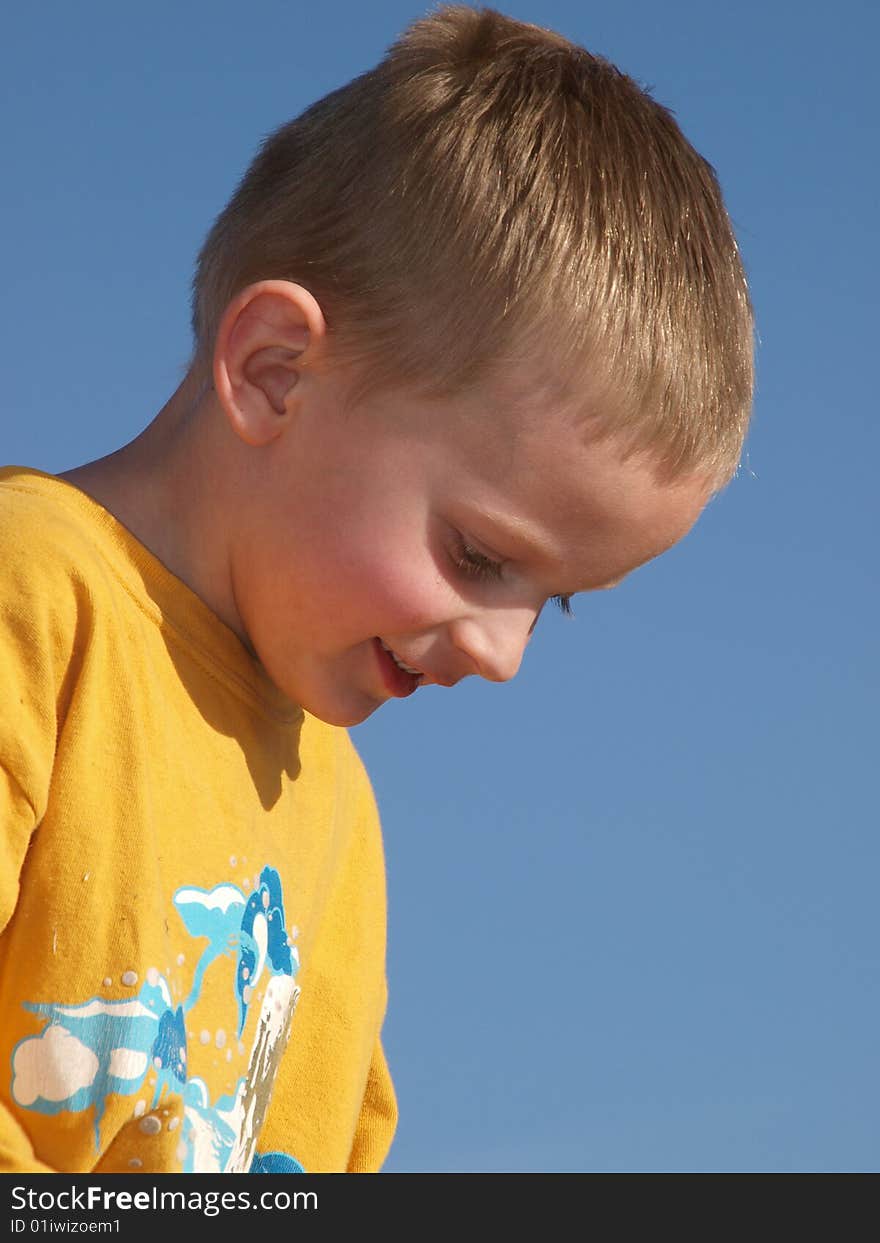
0,5,753,1173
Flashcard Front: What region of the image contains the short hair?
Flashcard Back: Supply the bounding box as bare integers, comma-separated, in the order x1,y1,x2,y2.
192,4,754,483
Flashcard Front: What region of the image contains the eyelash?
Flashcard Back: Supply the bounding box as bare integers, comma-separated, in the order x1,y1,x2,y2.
453,540,503,582
452,539,574,617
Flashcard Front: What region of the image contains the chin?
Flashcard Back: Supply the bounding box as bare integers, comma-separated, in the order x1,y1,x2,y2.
300,693,383,729
265,660,382,728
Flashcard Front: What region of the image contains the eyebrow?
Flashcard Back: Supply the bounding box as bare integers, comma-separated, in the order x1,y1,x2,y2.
472,509,557,561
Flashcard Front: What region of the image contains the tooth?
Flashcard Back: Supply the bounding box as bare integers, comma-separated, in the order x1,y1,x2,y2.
380,640,420,677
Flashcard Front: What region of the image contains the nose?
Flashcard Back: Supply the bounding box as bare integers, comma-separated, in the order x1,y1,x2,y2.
447,609,535,683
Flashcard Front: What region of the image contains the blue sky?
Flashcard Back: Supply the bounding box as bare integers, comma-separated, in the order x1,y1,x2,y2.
3,1,877,1171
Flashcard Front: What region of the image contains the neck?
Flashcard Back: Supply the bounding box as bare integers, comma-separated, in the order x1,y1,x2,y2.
59,369,252,649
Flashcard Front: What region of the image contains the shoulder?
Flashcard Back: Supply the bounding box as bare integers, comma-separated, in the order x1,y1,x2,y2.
0,467,102,577
0,467,106,642
0,471,110,806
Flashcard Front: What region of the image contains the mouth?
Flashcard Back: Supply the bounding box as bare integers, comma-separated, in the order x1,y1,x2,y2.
374,638,424,697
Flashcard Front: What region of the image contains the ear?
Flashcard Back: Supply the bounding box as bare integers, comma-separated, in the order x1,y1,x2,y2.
212,280,327,446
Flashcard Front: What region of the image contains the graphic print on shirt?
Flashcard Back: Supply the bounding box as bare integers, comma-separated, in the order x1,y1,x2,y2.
10,865,305,1172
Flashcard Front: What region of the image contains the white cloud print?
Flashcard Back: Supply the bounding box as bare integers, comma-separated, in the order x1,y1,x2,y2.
175,885,244,915
12,1026,99,1107
108,1047,149,1081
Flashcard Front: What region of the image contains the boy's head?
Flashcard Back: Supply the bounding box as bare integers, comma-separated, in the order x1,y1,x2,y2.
192,4,753,486
210,324,713,724
169,5,753,725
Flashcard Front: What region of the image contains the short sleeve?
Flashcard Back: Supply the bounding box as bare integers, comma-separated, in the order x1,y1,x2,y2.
346,1036,398,1172
0,478,92,934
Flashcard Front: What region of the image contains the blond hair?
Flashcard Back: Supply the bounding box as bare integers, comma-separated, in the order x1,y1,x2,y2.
192,5,754,482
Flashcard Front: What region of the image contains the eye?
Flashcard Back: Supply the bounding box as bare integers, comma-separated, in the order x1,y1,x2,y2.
451,537,504,582
452,534,575,616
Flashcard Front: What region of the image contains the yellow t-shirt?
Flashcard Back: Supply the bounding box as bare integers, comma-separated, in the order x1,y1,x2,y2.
0,467,396,1174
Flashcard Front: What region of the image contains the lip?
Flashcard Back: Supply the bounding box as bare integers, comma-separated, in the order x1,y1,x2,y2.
373,638,422,698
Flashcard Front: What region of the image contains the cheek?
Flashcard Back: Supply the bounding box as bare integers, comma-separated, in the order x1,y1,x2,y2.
351,558,444,630
324,530,450,632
